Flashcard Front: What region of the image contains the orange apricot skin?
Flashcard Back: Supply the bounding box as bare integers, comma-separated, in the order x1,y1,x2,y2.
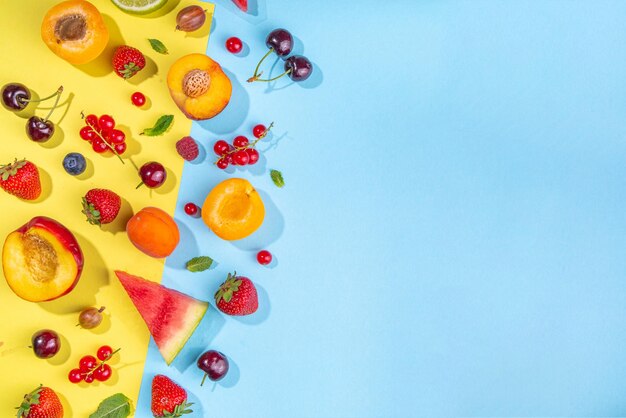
201,178,265,240
167,53,232,120
41,0,109,65
127,207,180,258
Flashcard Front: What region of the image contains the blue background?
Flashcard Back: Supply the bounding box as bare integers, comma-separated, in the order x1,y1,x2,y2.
137,1,626,416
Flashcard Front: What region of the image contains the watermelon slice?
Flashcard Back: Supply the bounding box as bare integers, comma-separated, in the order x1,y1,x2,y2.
115,270,207,365
232,0,248,12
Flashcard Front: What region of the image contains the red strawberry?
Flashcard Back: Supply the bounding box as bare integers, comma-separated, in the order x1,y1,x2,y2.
82,188,121,225
175,136,199,161
112,45,145,79
214,272,258,316
0,159,41,200
232,0,248,12
16,385,63,418
151,375,193,418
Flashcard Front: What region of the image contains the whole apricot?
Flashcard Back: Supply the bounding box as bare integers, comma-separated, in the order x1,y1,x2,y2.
127,207,179,258
202,178,265,240
41,0,109,65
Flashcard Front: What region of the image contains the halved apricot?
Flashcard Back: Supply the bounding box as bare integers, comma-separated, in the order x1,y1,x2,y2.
201,178,265,240
41,0,109,65
167,54,232,120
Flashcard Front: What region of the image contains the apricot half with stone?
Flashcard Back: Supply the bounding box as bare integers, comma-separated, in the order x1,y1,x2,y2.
167,53,232,120
2,216,84,302
202,178,265,240
41,0,109,65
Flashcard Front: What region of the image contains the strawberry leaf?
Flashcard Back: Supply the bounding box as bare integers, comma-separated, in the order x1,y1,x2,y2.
89,393,132,418
186,256,214,272
270,169,284,188
148,38,169,54
141,115,174,136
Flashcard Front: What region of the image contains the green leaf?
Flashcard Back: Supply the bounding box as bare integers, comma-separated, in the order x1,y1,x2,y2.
147,38,169,54
270,169,285,188
141,115,174,136
89,393,132,418
186,256,214,272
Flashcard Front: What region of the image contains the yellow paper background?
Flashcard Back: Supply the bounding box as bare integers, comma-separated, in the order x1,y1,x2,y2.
0,1,212,415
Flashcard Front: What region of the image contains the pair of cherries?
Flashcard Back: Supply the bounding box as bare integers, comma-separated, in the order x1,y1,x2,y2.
248,28,313,83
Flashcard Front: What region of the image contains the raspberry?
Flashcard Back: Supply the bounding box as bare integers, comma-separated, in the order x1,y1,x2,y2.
176,136,199,161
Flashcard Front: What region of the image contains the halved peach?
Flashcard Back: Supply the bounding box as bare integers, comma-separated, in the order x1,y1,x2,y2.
2,216,83,302
201,178,265,240
167,53,232,120
41,0,109,65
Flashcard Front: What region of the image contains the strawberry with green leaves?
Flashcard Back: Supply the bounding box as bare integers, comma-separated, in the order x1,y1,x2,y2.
0,158,41,200
151,375,193,418
82,188,121,225
214,272,258,316
16,385,63,418
112,45,145,79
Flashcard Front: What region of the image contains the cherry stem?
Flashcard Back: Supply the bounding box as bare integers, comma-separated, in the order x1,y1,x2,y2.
43,86,63,122
248,69,291,83
136,181,144,189
215,122,274,165
200,373,208,387
248,47,274,82
21,87,63,105
81,112,125,164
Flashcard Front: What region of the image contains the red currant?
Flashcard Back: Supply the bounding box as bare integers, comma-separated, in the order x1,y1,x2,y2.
80,126,95,141
131,92,146,107
233,135,249,148
216,157,229,169
225,37,243,54
97,345,113,361
92,141,109,153
68,368,83,383
98,114,115,130
109,129,126,144
246,148,259,165
100,128,112,141
213,140,230,156
83,374,95,383
79,355,97,373
94,364,112,382
232,149,249,165
257,250,273,265
114,142,127,154
85,114,99,129
252,124,266,138
184,203,199,216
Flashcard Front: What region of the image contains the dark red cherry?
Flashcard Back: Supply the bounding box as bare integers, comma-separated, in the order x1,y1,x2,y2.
197,350,229,384
31,329,61,359
26,116,55,142
2,83,31,111
266,28,293,57
138,161,167,188
284,55,313,81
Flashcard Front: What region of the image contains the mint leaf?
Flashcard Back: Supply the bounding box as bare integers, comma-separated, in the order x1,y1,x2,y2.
147,38,168,54
89,393,132,418
140,115,174,136
270,169,285,188
186,256,214,272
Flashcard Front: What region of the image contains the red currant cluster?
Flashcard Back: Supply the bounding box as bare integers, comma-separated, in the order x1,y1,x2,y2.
79,113,127,163
68,345,119,384
213,123,273,170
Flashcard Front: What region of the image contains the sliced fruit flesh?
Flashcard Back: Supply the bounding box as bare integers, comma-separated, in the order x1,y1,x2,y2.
3,228,78,302
111,0,168,14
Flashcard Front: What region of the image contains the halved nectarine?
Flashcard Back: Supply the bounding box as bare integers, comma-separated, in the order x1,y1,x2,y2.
127,207,179,258
202,178,265,240
2,216,83,302
41,0,109,65
167,54,232,120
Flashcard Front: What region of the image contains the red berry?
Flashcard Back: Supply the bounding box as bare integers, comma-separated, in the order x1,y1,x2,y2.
252,124,266,138
92,141,109,153
257,250,272,265
246,148,259,165
94,364,112,382
68,368,83,383
114,142,127,155
85,114,99,129
80,126,95,141
98,115,115,130
233,135,249,148
225,37,243,54
109,129,125,144
97,345,113,361
131,91,146,107
176,136,199,161
79,355,97,373
184,202,199,216
213,140,230,156
232,149,249,165
84,374,95,383
216,157,229,170
100,128,112,140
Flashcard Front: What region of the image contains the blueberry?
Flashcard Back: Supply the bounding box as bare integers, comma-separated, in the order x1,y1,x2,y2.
63,152,86,176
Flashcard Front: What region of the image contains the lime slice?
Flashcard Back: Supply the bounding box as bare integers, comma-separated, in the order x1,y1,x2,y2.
110,0,168,14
